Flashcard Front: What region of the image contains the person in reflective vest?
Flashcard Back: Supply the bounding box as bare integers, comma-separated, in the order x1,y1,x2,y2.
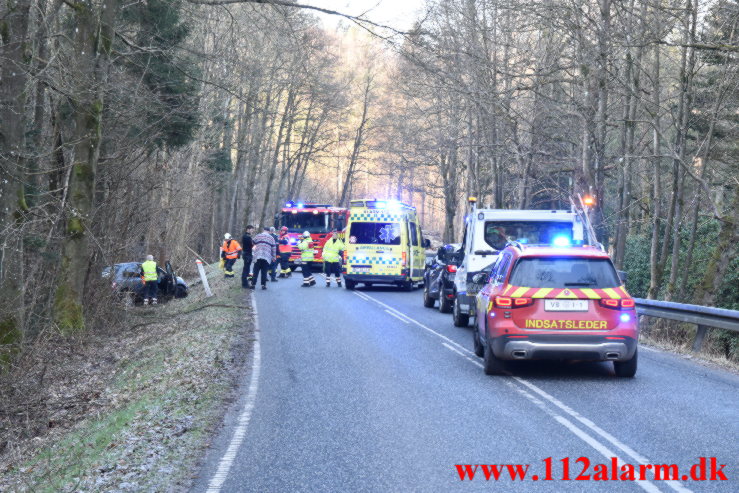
221,233,242,278
297,231,316,287
277,226,293,278
140,255,159,305
322,230,345,287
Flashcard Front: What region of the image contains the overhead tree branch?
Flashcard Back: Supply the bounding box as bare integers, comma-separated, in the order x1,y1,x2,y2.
186,0,410,35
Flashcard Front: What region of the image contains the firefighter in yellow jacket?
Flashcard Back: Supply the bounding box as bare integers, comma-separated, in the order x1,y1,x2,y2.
297,231,316,287
221,233,242,278
322,230,345,287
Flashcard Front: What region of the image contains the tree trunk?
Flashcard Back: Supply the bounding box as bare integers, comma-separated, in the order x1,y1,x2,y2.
55,0,119,331
0,0,32,336
339,74,372,207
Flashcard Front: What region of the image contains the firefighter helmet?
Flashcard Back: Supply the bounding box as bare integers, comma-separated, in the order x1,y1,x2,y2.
224,233,232,240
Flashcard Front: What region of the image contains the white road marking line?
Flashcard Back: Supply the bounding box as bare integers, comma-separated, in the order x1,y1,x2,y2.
555,417,661,493
386,309,410,324
442,342,483,367
206,292,262,493
439,345,663,493
359,292,476,357
353,291,372,302
511,377,691,493
356,292,687,493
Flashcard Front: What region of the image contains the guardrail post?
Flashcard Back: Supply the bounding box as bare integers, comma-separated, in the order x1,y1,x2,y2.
196,259,213,297
692,325,707,353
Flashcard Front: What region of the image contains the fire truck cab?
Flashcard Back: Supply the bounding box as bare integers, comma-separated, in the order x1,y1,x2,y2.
275,202,349,270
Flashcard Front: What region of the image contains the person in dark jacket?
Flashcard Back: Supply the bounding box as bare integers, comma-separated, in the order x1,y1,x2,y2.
241,225,255,289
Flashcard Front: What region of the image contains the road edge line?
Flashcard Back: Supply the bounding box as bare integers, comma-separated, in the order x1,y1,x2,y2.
206,291,262,493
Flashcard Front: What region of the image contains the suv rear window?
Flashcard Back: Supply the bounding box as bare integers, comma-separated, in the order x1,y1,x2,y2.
508,257,620,289
349,222,401,245
485,221,574,251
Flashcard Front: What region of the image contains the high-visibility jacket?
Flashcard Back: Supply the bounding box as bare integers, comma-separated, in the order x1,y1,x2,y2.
278,234,292,254
141,260,158,281
298,237,314,262
322,236,345,263
221,239,242,259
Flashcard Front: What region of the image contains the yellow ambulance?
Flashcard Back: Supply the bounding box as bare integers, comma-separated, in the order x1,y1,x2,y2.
343,199,430,290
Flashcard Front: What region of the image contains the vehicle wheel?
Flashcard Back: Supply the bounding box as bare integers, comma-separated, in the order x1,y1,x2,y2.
438,294,453,313
473,324,485,357
483,340,507,375
175,285,188,298
345,279,356,290
423,285,435,308
453,297,469,327
614,348,638,378
402,281,413,291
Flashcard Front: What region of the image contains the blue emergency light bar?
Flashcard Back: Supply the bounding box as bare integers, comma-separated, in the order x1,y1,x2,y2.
359,199,413,210
552,235,572,247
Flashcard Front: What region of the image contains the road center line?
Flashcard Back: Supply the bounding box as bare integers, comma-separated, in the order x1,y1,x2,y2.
356,291,689,493
512,377,691,493
385,309,410,324
206,291,262,493
356,291,476,357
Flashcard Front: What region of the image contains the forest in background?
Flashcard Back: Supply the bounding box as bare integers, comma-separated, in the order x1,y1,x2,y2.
1,0,737,359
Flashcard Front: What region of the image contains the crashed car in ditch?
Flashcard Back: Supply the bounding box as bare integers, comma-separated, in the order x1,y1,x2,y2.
103,261,188,304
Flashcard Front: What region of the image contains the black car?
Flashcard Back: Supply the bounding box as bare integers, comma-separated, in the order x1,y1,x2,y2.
104,261,188,304
423,244,462,313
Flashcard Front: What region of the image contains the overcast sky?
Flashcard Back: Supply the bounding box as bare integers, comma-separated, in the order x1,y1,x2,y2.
310,0,426,31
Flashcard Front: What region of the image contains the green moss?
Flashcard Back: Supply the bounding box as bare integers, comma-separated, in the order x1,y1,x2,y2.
0,316,21,370
74,162,93,180
54,283,84,333
67,216,85,237
17,186,29,212
100,31,113,55
0,21,8,45
69,1,88,15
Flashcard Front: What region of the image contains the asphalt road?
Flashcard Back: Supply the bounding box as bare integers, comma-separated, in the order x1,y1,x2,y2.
193,274,739,493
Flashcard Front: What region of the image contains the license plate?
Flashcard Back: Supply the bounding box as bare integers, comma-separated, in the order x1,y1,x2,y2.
352,266,370,273
544,299,588,312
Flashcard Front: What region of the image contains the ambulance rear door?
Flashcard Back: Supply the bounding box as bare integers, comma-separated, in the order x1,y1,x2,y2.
346,213,404,276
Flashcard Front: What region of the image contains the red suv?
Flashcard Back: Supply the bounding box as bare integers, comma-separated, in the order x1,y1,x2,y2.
473,243,638,377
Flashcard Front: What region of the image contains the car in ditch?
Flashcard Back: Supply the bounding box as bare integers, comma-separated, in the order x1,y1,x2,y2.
472,242,638,377
104,261,188,304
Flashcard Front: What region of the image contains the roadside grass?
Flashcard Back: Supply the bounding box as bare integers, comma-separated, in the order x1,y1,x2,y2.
0,264,252,492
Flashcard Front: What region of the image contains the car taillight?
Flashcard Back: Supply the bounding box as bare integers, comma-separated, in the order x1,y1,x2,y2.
446,264,457,273
402,252,407,267
599,298,635,310
494,296,533,308
495,296,512,307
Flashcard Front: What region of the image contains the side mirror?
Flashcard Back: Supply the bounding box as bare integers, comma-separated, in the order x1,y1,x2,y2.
472,272,489,284
423,238,431,249
617,270,628,284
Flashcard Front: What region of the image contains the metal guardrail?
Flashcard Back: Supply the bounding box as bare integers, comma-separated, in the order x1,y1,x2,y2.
634,298,739,352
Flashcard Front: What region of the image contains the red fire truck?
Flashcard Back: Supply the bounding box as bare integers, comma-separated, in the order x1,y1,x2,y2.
275,202,350,270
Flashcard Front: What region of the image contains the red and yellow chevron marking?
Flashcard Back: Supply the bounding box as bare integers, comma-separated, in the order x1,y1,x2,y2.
502,285,630,300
